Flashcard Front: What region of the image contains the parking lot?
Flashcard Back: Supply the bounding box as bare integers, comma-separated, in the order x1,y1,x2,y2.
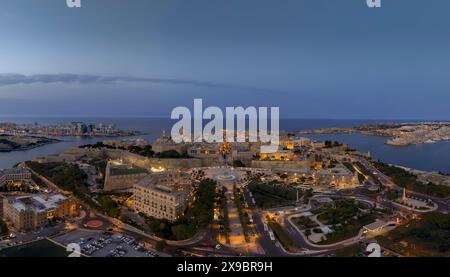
53,229,160,257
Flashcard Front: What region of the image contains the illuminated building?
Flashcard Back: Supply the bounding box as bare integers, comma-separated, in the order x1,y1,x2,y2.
0,168,32,188
133,170,191,221
103,160,149,191
2,194,77,232
259,150,295,161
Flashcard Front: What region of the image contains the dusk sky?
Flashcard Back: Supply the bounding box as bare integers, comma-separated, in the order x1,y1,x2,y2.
0,0,449,119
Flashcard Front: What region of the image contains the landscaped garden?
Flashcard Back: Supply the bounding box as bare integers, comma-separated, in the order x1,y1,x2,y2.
248,180,298,209
313,199,377,245
292,216,319,230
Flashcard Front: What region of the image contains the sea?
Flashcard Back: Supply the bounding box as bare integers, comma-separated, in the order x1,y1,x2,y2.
0,239,67,257
0,117,449,174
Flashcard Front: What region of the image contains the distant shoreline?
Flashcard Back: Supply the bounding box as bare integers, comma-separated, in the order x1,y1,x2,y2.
0,136,61,153
300,122,450,147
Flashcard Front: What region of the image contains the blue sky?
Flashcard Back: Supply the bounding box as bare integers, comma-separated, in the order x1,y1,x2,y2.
0,0,449,119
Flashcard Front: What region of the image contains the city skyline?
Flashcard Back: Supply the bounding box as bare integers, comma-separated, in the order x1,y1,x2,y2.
1,0,450,119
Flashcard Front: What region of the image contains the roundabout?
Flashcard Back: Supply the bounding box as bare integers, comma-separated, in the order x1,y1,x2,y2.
85,220,104,229
214,167,237,182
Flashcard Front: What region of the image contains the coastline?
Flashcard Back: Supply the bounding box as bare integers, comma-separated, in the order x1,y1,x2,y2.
0,138,61,153
300,122,450,147
0,132,146,153
1,118,450,174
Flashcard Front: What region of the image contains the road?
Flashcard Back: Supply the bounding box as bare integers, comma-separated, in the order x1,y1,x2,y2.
358,158,450,213
241,186,288,256
0,222,68,250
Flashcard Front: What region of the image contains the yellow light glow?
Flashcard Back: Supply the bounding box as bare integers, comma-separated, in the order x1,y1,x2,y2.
151,166,166,173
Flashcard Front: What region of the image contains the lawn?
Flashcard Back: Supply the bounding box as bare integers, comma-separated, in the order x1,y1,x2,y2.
292,216,319,230
315,199,376,245
248,181,297,209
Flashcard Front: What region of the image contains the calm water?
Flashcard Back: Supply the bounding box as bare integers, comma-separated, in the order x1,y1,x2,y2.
0,117,449,174
0,239,67,257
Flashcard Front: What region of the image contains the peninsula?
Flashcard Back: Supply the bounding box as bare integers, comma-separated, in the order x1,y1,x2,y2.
0,134,59,152
301,122,450,146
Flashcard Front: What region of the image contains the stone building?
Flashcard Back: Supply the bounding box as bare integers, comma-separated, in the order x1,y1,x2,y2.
133,170,191,221
2,194,77,232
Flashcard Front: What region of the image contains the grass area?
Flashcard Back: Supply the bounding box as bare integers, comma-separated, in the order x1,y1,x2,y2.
315,199,376,245
316,221,362,245
359,188,380,197
268,220,295,251
317,199,361,224
376,212,450,257
292,216,318,230
248,181,297,209
374,161,450,198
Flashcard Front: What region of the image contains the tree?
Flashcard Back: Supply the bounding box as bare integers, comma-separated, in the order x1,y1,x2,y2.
156,150,183,159
304,229,312,237
155,240,167,252
172,224,194,240
233,160,246,167
0,219,8,236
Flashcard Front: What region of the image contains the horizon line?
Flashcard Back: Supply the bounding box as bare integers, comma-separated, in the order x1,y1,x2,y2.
0,115,449,122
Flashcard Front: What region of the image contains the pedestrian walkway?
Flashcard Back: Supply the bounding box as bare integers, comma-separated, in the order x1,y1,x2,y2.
224,184,246,247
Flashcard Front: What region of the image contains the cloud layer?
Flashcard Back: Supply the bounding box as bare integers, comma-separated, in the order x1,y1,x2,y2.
0,73,280,95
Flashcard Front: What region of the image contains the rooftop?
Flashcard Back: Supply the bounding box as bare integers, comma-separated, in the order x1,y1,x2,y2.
8,194,68,213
